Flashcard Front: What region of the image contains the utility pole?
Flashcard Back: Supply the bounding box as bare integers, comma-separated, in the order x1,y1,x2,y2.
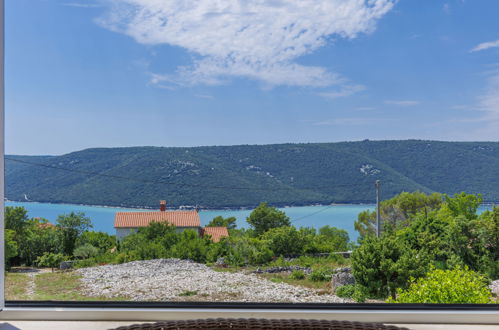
375,180,381,237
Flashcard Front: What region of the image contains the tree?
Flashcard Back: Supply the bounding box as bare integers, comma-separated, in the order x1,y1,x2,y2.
73,243,99,259
354,210,376,239
445,192,482,220
5,206,30,234
354,192,443,239
36,252,65,272
207,216,237,229
76,231,116,253
5,229,19,269
56,212,93,255
351,234,430,299
315,225,350,252
262,226,305,256
246,202,290,236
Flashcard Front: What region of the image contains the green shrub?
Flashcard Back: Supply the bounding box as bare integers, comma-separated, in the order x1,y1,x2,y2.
309,267,333,282
389,267,493,304
73,243,99,259
352,285,369,303
36,252,65,271
352,234,429,299
335,284,355,298
290,270,305,280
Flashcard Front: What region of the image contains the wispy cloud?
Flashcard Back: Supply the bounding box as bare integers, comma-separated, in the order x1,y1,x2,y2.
98,0,396,88
476,67,499,120
63,2,101,8
443,3,451,14
470,39,499,52
194,94,215,100
313,117,391,126
384,100,419,106
317,84,366,100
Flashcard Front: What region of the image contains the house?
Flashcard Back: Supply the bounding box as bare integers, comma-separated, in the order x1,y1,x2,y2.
114,200,229,242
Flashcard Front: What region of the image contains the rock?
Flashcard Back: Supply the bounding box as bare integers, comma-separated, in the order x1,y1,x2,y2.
60,261,75,270
251,266,311,274
215,257,227,267
331,267,355,293
490,280,499,297
77,258,348,303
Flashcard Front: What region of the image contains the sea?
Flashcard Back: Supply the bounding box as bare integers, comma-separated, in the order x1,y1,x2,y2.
4,201,494,242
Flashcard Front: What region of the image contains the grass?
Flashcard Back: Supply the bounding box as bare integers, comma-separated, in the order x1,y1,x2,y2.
259,272,331,293
178,290,198,297
5,273,31,300
32,271,128,301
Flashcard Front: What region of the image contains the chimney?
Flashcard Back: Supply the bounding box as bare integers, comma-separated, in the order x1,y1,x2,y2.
160,200,166,212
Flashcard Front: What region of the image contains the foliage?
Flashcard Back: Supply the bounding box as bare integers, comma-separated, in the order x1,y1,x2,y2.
309,266,334,282
290,270,306,280
36,252,65,271
224,236,273,266
207,216,237,229
56,212,93,255
170,230,212,263
7,141,499,208
335,284,355,298
246,202,291,236
354,192,443,239
351,234,430,299
5,229,19,268
312,226,350,253
389,267,493,304
262,226,305,256
76,231,116,253
73,243,99,259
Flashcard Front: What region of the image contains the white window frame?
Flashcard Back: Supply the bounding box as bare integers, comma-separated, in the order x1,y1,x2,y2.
0,1,497,324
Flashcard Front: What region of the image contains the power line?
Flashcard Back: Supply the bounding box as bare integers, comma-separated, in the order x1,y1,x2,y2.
291,204,338,223
5,157,369,192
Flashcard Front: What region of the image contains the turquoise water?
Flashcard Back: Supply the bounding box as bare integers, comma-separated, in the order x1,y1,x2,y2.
5,201,494,242
5,201,376,241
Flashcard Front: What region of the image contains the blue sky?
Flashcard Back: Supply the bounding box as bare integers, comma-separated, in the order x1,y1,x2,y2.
6,0,499,155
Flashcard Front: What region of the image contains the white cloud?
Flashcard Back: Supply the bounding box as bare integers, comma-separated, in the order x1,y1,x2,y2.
443,3,450,14
317,84,366,100
313,117,392,126
384,100,419,106
476,68,499,120
63,2,101,8
98,0,396,88
470,39,499,52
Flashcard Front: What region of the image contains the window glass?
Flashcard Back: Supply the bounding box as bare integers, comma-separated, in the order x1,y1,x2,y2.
4,0,498,305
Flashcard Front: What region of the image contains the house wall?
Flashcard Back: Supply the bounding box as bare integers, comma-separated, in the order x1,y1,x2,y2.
116,226,200,240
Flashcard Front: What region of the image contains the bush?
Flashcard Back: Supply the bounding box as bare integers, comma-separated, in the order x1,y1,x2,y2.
335,284,355,298
73,243,99,259
351,234,429,299
262,226,306,256
290,270,305,280
389,267,493,304
36,252,65,271
309,267,333,282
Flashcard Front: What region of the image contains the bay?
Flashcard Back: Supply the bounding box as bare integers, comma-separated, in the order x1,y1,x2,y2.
5,201,494,242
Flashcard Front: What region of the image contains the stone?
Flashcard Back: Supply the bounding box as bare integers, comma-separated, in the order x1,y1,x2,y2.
60,261,75,270
331,267,355,293
77,258,349,303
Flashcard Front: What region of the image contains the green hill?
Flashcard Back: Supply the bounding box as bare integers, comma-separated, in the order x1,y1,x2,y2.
5,140,499,208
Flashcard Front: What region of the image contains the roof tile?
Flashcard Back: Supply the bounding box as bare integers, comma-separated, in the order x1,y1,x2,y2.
114,211,200,228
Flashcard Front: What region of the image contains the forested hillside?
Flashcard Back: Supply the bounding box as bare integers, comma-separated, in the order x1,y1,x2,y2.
5,140,499,208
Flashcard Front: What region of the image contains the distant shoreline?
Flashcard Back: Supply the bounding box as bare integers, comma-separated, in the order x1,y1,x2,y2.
4,199,377,211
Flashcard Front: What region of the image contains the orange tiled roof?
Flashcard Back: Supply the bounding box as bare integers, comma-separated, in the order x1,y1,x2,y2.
202,226,229,242
36,222,56,229
114,211,201,228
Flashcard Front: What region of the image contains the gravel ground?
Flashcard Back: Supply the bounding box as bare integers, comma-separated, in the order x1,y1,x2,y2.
77,259,348,303
490,280,499,297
